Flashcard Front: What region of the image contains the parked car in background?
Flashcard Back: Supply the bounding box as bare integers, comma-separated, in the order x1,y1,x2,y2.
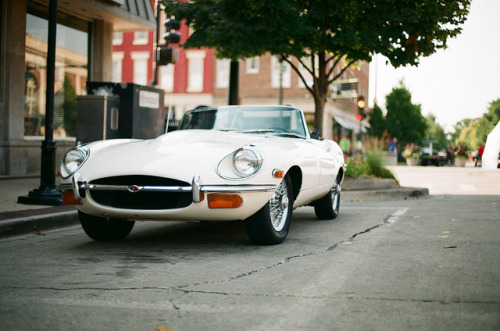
421,147,446,166
59,105,346,245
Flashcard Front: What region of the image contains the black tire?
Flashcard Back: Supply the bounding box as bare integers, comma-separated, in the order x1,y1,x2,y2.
314,182,341,220
244,175,293,245
79,211,135,241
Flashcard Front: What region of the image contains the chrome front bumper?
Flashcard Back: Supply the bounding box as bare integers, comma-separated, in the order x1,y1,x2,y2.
59,173,278,203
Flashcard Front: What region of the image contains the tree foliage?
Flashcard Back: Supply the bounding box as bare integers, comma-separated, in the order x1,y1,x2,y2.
163,0,470,135
367,103,385,138
385,82,427,146
424,114,447,150
475,99,500,144
454,98,500,150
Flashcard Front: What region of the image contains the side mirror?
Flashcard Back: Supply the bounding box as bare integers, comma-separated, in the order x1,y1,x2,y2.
310,128,320,140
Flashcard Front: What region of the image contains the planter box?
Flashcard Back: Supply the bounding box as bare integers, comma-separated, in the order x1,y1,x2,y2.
455,158,467,167
406,158,419,166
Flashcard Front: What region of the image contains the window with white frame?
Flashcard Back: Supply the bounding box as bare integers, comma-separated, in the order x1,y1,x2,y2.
160,64,174,92
271,56,290,88
246,57,259,74
186,50,206,92
112,32,123,45
131,51,150,86
112,52,124,82
216,59,230,88
133,31,149,45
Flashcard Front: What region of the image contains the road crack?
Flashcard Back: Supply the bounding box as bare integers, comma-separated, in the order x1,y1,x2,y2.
177,222,387,292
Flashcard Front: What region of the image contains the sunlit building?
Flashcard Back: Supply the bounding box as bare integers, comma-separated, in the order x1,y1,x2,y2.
1,0,156,175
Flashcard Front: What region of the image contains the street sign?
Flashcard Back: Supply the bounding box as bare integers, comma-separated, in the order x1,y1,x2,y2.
331,79,358,99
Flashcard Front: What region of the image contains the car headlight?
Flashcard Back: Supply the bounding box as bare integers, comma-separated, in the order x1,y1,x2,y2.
232,147,262,177
60,146,89,178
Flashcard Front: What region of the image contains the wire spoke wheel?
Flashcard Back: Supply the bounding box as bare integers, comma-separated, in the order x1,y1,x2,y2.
244,175,293,245
314,181,341,220
269,180,289,231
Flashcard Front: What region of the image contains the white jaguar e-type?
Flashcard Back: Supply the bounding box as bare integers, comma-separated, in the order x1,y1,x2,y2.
59,105,346,245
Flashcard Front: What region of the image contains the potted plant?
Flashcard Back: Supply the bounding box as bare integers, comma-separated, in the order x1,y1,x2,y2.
402,143,422,166
454,143,469,167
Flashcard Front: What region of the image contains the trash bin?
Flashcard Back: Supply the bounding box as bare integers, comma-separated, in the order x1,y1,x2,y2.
86,82,165,139
76,95,120,143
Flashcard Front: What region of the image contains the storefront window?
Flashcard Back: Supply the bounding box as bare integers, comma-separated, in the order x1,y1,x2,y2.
24,13,88,137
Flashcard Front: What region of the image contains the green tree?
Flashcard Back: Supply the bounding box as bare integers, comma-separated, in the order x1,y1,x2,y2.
62,75,77,137
475,98,500,145
367,103,386,138
457,120,479,150
424,114,447,150
163,0,470,136
450,118,473,145
385,82,427,146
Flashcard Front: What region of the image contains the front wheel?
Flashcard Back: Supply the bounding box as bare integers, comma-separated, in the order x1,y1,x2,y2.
244,175,293,245
79,211,135,241
314,183,341,220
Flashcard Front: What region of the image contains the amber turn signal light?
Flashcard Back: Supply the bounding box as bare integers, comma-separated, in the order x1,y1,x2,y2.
272,169,285,178
208,194,243,208
62,191,81,205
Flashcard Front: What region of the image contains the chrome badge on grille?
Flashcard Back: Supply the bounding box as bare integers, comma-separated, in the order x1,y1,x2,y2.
128,185,142,193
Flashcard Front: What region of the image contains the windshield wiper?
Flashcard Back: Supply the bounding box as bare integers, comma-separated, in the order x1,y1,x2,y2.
241,129,276,134
270,132,306,139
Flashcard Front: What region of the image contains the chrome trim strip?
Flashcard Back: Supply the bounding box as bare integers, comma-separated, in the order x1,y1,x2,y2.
58,183,73,190
201,185,277,192
77,183,277,193
79,183,192,192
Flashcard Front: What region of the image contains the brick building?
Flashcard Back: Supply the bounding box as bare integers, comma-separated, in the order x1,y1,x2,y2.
112,1,369,141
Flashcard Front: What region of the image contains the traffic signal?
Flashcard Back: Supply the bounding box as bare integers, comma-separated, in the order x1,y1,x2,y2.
157,47,179,66
157,15,181,66
164,17,181,45
356,96,367,121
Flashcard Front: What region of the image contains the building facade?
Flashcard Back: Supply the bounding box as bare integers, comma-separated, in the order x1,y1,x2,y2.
112,0,215,128
114,17,369,142
0,0,156,176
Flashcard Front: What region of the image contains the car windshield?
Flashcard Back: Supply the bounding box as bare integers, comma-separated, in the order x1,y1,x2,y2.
177,106,308,138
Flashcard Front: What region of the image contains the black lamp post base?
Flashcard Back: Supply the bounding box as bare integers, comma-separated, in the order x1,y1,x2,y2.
18,187,63,206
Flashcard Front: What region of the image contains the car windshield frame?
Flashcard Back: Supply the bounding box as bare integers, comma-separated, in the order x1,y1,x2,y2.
177,106,309,139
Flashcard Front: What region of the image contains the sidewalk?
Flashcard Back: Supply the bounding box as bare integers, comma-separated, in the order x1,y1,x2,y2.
0,174,428,239
0,177,78,238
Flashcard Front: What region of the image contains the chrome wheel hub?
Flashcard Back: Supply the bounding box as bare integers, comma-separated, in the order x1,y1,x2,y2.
269,180,289,231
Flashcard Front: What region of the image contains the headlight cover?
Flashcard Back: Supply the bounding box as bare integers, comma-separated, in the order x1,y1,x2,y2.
60,146,89,178
232,147,262,177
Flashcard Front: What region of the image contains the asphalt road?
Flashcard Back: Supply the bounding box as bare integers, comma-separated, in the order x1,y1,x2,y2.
0,167,499,330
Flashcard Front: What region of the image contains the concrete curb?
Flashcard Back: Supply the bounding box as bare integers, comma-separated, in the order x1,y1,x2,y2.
0,210,79,239
343,178,398,191
343,187,429,202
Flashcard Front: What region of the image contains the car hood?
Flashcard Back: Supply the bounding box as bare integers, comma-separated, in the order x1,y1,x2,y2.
79,130,269,183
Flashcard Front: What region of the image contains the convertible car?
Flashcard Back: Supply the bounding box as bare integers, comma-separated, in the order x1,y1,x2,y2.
59,105,346,245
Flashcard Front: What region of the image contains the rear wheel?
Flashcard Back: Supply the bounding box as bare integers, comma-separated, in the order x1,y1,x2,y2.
244,175,293,245
79,211,135,241
314,182,341,220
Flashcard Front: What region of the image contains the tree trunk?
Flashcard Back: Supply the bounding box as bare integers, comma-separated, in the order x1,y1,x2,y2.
312,53,329,137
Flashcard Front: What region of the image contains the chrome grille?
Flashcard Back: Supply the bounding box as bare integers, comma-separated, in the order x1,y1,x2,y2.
88,175,192,210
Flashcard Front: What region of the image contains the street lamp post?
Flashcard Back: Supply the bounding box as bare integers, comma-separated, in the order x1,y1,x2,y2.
18,0,62,205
